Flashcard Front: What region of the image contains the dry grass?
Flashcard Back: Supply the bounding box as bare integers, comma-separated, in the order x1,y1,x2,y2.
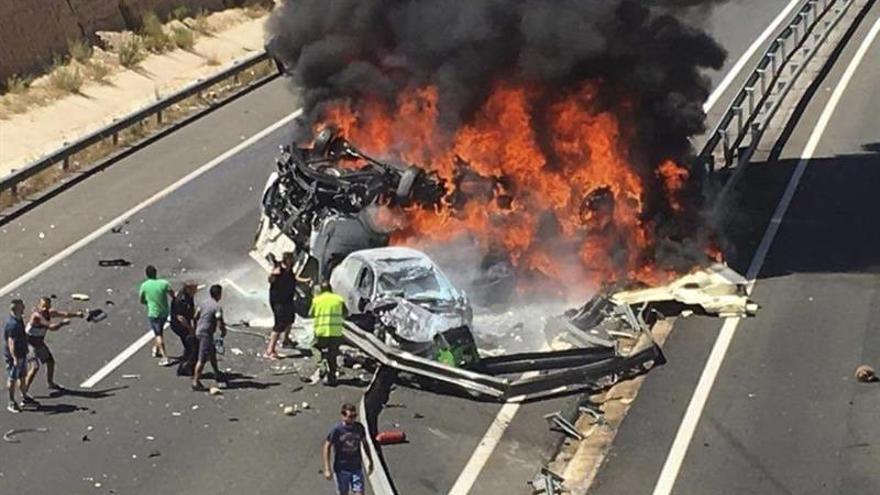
85,60,112,83
243,2,270,19
189,10,214,35
4,75,30,95
171,5,190,21
118,36,147,68
171,25,196,50
68,38,93,63
141,11,174,53
48,61,84,94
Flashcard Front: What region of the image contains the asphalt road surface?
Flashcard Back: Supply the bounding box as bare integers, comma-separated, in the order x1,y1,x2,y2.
0,1,827,494
591,3,880,495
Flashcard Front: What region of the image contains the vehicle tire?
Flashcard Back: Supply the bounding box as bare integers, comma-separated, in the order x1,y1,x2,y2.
396,166,421,202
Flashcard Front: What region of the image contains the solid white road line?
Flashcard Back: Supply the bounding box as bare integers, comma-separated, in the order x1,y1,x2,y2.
80,331,154,388
446,3,809,493
702,0,804,112
3,109,302,388
448,402,522,495
0,109,301,299
652,16,880,495
222,277,251,297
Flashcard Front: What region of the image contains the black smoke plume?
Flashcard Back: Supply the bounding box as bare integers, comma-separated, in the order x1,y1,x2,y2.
266,0,730,274
268,0,725,160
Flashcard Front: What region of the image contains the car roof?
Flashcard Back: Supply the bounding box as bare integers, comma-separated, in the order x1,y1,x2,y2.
348,247,433,269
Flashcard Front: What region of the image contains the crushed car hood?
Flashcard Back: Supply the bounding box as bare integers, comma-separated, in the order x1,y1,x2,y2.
380,298,471,343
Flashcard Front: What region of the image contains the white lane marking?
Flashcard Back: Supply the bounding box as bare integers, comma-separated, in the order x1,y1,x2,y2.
0,109,301,299
446,3,809,492
80,331,154,388
447,401,524,495
222,277,251,297
2,109,301,388
653,16,880,495
703,0,803,112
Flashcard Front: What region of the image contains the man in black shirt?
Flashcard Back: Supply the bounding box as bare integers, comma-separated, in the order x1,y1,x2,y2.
170,281,198,376
266,251,306,359
4,299,33,413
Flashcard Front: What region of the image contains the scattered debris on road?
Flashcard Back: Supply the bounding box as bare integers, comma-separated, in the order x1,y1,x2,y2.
545,412,584,441
855,364,877,383
528,467,566,495
71,293,90,301
98,259,132,267
3,427,49,443
374,429,407,445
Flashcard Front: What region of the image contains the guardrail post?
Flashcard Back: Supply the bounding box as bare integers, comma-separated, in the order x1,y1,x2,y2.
719,129,732,168
757,68,767,93
768,52,778,76
745,87,755,115
112,132,119,146
750,122,762,149
62,156,70,172
793,22,801,46
778,37,788,61
157,109,163,125
733,106,744,137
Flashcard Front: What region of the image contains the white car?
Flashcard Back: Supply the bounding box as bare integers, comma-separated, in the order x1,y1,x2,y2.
330,247,476,362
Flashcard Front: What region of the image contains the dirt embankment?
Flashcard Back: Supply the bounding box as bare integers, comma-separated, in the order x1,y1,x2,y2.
0,0,269,83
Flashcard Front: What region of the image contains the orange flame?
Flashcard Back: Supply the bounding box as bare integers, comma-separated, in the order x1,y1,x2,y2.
318,81,687,291
656,160,690,213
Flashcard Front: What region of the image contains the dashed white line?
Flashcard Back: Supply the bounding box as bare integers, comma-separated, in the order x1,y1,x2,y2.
652,16,880,495
2,109,302,388
222,277,251,297
80,331,153,388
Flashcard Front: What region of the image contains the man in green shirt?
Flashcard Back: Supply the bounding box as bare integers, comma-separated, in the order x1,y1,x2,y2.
139,265,174,366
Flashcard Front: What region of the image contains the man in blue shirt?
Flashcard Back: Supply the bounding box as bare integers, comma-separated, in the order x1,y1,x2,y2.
323,402,373,495
4,299,33,413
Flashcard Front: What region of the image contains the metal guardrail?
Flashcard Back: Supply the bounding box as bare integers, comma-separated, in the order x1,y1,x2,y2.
0,50,276,197
342,322,665,403
700,0,856,173
361,367,399,495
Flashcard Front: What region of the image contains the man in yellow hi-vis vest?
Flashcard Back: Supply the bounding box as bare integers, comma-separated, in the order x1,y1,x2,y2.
310,281,346,386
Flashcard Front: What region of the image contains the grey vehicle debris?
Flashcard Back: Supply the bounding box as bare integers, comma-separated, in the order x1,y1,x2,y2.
251,126,445,293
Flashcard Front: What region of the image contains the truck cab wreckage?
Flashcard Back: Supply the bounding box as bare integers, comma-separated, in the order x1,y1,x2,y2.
251,129,759,402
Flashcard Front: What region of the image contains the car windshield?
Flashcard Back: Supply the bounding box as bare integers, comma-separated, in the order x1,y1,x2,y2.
376,258,457,301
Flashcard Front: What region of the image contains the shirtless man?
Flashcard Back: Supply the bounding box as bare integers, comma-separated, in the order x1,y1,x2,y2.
24,297,84,391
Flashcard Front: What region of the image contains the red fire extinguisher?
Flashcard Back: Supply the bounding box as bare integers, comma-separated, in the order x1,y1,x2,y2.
374,430,407,445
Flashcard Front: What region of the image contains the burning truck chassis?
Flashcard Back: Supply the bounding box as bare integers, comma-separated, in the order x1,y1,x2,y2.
252,130,759,403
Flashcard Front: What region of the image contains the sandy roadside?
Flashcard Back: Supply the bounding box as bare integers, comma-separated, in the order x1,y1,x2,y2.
0,11,271,177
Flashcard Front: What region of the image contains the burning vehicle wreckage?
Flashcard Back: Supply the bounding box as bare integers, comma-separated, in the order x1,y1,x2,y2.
251,129,759,402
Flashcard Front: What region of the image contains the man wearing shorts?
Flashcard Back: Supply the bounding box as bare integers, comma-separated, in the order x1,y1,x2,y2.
192,284,227,391
24,297,83,392
5,299,34,413
323,402,373,495
139,265,174,367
